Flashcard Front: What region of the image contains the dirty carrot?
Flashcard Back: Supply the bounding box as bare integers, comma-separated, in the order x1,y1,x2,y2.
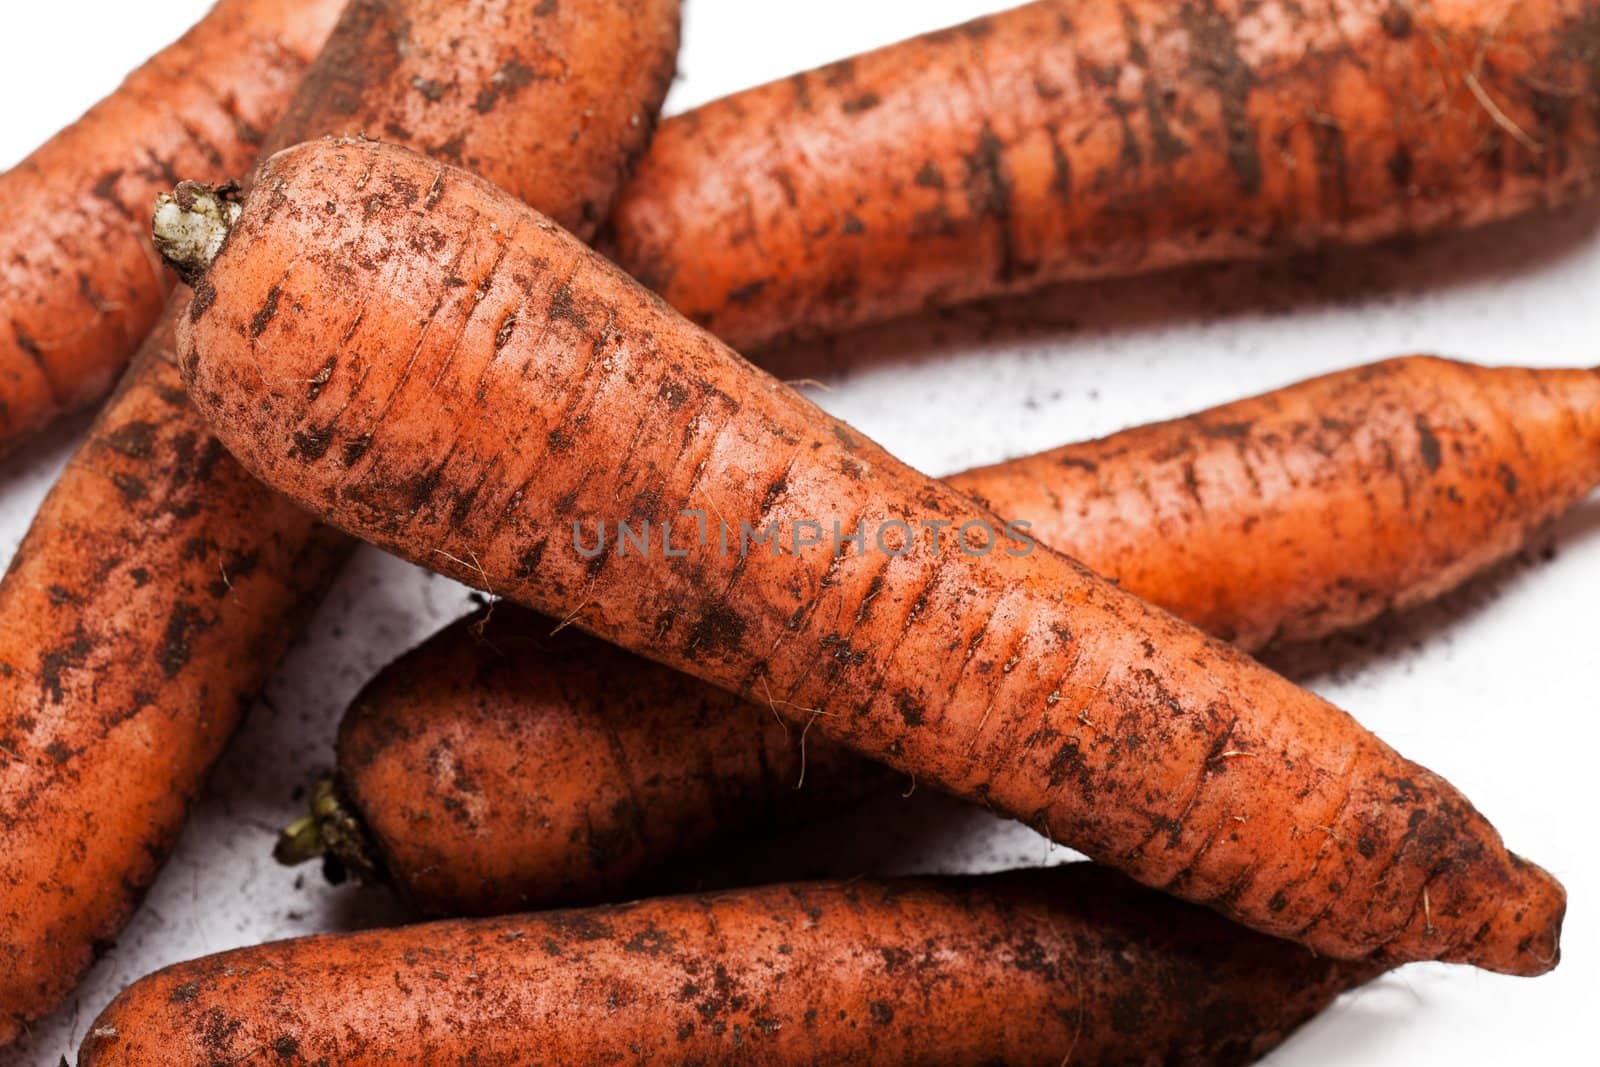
80,864,1388,1066
0,0,681,1043
281,604,897,916
608,0,1600,351
293,355,1600,917
0,0,347,456
947,355,1600,650
172,139,1565,974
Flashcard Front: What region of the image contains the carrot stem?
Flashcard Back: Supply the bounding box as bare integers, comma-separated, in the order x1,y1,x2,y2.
152,180,242,287
273,778,386,885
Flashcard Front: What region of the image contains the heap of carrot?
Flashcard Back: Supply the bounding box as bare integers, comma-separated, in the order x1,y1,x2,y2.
0,0,1595,1063
0,0,681,1043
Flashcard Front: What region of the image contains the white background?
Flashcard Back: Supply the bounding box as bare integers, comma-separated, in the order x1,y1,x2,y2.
1,1,1596,1063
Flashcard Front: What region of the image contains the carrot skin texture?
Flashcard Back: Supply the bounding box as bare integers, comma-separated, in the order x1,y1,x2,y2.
180,140,1565,974
79,865,1383,1067
0,0,347,454
0,0,681,1042
334,356,1600,918
609,0,1600,351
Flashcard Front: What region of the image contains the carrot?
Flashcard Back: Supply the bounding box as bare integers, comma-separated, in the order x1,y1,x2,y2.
78,863,1386,1066
170,138,1565,975
284,604,898,915
291,355,1600,918
0,0,348,456
607,0,1600,352
0,0,681,1043
947,355,1600,650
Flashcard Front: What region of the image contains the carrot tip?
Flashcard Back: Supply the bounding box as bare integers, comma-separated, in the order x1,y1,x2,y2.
152,179,242,288
1453,856,1567,977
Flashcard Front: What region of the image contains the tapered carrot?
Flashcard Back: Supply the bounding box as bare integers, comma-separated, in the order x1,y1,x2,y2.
0,0,348,456
19,0,1596,453
0,0,681,1043
947,355,1600,649
608,0,1600,351
170,139,1565,974
79,864,1387,1067
290,355,1600,918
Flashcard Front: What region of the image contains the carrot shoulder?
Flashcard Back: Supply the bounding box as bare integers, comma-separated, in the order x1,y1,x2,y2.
79,865,1386,1067
610,0,1600,350
0,0,346,455
0,0,681,1044
175,138,1564,975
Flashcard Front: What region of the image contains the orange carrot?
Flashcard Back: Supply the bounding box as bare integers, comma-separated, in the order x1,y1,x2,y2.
79,864,1388,1067
293,606,895,915
0,0,681,1043
0,0,347,455
294,355,1600,918
947,355,1600,649
609,0,1600,351
170,139,1565,975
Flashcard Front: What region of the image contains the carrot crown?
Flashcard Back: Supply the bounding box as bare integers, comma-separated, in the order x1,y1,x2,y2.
274,777,387,888
152,180,243,288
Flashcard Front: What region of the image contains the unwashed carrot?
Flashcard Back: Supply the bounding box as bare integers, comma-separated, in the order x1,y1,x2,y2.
285,605,897,915
0,0,347,455
79,864,1387,1066
169,139,1565,974
0,0,681,1043
608,0,1600,351
949,355,1600,649
291,355,1600,918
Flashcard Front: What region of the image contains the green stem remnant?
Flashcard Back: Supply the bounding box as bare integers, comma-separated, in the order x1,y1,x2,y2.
273,778,386,886
151,179,242,288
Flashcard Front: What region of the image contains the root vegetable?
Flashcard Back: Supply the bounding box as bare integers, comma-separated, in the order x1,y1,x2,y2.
609,0,1600,351
291,606,897,915
296,355,1600,917
948,355,1600,650
79,864,1386,1067
173,139,1565,974
0,0,681,1042
0,0,347,455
